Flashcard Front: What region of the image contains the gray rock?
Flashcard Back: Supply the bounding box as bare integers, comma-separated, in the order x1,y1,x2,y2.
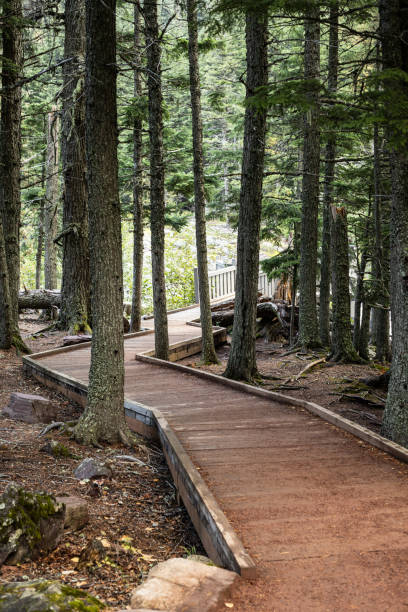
55,496,89,531
2,393,58,424
74,457,112,480
0,484,65,566
130,557,238,612
0,580,104,611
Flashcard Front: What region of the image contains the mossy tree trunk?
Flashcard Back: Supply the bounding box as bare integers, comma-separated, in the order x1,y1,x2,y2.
0,0,28,353
319,2,338,348
145,0,169,359
186,0,218,365
380,0,408,445
298,8,321,350
130,3,144,333
74,0,132,446
224,8,268,382
59,0,90,335
330,207,361,363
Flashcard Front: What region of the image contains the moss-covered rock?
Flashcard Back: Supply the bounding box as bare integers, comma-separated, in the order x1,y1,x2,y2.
0,580,105,611
40,440,77,459
0,484,65,565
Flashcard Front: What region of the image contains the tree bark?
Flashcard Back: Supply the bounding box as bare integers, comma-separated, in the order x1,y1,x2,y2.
330,207,361,362
372,124,390,362
379,0,408,445
0,217,13,349
319,2,338,348
358,300,371,362
186,0,218,364
59,0,90,334
74,0,130,446
290,223,299,346
298,7,321,349
145,0,169,359
224,8,268,382
35,201,44,290
353,246,368,354
130,3,144,333
0,0,28,353
44,108,60,291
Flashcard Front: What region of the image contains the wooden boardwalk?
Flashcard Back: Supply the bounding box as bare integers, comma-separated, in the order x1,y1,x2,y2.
25,309,408,611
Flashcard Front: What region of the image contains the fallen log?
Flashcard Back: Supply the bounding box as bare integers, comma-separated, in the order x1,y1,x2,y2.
18,290,61,311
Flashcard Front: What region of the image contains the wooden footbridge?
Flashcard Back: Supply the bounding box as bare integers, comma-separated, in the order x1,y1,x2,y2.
23,307,408,611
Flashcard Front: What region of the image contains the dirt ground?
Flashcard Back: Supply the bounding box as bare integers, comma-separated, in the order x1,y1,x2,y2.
180,337,389,437
0,315,203,609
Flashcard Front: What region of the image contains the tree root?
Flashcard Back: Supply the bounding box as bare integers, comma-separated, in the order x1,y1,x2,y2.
12,331,31,354
72,413,143,449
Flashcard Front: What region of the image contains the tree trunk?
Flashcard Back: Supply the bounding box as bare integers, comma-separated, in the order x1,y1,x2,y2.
59,0,90,334
145,0,169,360
0,0,28,353
353,246,368,353
44,108,60,291
358,300,371,362
186,0,218,364
379,0,408,445
330,207,361,363
224,8,268,382
290,223,299,347
74,0,131,446
0,218,13,349
130,3,144,333
372,124,390,362
35,201,44,290
298,8,321,350
319,2,338,348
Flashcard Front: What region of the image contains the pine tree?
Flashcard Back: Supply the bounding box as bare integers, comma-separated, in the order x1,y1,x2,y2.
145,0,169,359
130,3,144,333
186,0,218,364
0,0,28,352
319,2,338,348
379,0,408,445
224,6,268,382
59,0,90,334
74,0,132,445
298,6,321,350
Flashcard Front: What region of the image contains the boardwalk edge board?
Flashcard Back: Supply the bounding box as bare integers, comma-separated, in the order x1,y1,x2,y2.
135,354,408,466
22,352,256,578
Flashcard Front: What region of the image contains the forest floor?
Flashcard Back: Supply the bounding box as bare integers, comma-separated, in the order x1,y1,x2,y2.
0,314,203,610
180,337,389,437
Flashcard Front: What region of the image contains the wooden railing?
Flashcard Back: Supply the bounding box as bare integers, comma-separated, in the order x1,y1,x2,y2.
194,264,278,303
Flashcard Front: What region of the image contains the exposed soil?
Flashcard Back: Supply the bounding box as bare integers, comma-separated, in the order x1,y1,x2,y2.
180,337,389,437
0,314,203,610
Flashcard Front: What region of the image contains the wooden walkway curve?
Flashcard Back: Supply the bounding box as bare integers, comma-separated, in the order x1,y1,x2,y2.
24,307,408,611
